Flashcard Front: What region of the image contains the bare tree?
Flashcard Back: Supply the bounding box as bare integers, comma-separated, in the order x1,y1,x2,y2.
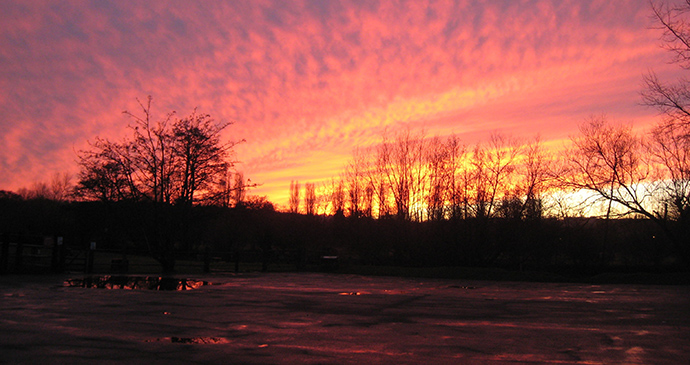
648,122,690,218
49,172,73,202
18,182,49,200
517,136,552,219
17,172,73,201
484,133,521,218
455,150,475,220
289,180,300,214
304,182,317,215
647,121,690,260
426,136,452,221
468,143,490,218
330,178,345,216
343,147,377,218
410,130,428,221
123,96,177,204
232,171,247,208
76,96,240,205
564,117,653,218
643,1,690,127
378,128,427,221
564,116,690,263
387,129,411,220
75,138,137,202
373,140,391,218
445,135,467,220
242,195,275,211
375,179,390,218
640,0,690,263
75,96,243,272
171,110,240,205
344,153,363,218
650,0,690,69
460,134,520,220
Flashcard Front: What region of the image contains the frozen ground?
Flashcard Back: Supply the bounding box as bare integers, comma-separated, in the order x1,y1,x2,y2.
1,272,689,364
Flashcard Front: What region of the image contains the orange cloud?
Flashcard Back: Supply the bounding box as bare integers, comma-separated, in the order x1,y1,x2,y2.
0,0,682,208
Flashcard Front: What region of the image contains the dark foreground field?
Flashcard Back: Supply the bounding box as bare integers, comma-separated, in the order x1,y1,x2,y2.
1,272,688,364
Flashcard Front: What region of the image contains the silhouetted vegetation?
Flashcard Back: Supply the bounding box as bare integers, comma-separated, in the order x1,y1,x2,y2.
2,2,689,278
2,109,689,277
0,190,680,277
72,96,246,272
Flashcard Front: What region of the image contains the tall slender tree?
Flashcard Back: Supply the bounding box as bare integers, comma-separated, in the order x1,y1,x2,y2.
304,182,317,216
289,180,300,214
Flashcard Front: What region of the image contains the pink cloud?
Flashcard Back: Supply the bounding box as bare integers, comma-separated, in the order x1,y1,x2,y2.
0,0,682,207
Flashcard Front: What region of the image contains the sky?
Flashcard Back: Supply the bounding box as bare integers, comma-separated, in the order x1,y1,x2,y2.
0,0,685,208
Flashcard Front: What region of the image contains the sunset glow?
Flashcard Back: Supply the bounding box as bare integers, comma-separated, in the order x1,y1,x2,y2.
0,0,683,207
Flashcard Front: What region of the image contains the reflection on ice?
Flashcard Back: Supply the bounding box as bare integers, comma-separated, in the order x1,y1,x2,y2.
146,337,230,344
64,276,210,290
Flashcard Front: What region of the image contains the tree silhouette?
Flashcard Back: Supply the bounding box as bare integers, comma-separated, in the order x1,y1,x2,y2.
75,96,242,271
304,182,317,215
644,1,690,127
76,97,241,205
171,111,239,205
642,0,690,262
518,137,552,220
564,117,650,218
289,180,300,214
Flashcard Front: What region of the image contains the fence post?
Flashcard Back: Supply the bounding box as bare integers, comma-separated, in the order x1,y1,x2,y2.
203,247,210,273
0,233,9,274
86,242,96,274
15,237,23,273
51,236,63,273
59,237,66,272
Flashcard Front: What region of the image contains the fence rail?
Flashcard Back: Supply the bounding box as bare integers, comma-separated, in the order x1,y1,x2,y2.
1,233,337,274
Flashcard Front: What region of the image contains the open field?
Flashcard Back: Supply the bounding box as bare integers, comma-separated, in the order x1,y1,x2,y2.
1,272,689,364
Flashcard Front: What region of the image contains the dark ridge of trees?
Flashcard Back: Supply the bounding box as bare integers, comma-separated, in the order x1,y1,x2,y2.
13,172,73,202
292,115,685,265
288,113,687,265
7,115,679,275
0,191,678,276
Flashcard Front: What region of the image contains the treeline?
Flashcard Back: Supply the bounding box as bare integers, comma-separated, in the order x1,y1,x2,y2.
0,116,685,273
293,130,552,222
289,116,689,267
0,191,676,274
3,117,689,272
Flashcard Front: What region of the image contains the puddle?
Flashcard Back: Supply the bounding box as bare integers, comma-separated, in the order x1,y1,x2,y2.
446,285,478,290
64,276,210,290
146,337,230,344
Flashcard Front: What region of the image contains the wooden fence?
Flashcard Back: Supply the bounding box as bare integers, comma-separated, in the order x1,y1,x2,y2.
0,233,338,274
